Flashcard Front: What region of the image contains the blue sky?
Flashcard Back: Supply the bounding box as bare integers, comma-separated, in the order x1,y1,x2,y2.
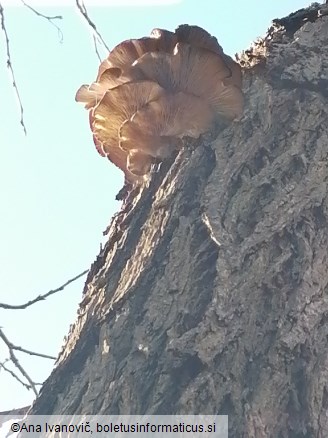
0,0,311,412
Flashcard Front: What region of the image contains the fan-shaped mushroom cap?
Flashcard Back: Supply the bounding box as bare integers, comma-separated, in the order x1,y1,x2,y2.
132,43,242,120
175,25,242,90
76,24,244,181
75,64,149,110
98,81,165,119
91,29,177,101
90,80,165,151
175,24,242,96
99,30,177,76
104,38,157,71
170,43,232,94
75,38,157,110
133,43,231,92
89,81,166,169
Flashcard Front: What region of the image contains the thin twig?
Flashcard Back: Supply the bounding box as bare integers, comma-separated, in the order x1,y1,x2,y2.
75,0,110,56
0,328,38,395
20,0,64,43
0,2,26,135
93,34,102,62
0,328,55,360
8,345,56,360
0,361,32,390
0,269,89,310
0,361,42,390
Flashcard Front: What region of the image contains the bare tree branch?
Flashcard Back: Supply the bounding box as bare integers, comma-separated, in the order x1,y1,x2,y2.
20,0,64,43
0,328,39,395
75,0,110,57
0,361,40,391
6,345,56,360
0,1,109,403
0,1,26,135
0,269,88,310
1,361,31,389
0,329,56,360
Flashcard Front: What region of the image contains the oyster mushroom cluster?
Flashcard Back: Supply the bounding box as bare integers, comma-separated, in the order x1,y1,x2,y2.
76,25,243,181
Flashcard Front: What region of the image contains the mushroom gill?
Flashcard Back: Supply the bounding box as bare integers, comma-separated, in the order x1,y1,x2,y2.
76,24,243,182
119,92,214,159
132,42,241,118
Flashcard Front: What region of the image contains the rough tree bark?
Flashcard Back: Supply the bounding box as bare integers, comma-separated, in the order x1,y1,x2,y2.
28,4,328,437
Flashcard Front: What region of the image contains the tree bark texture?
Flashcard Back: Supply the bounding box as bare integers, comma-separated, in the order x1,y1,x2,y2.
30,4,328,437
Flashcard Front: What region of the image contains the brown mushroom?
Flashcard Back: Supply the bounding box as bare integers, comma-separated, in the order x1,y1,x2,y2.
119,92,214,158
99,30,177,75
89,81,166,178
75,38,157,110
75,67,122,109
91,113,143,182
132,43,242,120
76,24,244,181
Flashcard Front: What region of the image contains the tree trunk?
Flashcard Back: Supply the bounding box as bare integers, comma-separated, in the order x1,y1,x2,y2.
29,4,328,437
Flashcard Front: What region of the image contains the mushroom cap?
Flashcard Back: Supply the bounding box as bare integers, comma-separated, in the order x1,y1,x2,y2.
175,24,224,55
132,43,243,120
98,80,165,119
89,81,166,177
76,24,243,180
91,113,142,183
99,29,177,76
100,37,158,72
77,28,178,110
90,80,165,153
75,67,122,109
75,64,148,110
